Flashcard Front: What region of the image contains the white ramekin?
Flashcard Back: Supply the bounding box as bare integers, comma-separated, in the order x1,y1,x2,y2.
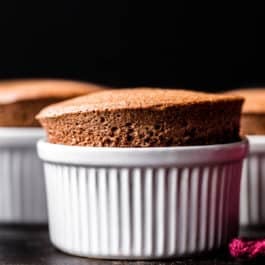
0,128,47,223
37,139,248,259
240,136,265,236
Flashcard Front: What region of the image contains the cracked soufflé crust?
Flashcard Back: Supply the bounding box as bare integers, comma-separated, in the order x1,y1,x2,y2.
37,88,244,147
0,79,103,127
227,89,265,135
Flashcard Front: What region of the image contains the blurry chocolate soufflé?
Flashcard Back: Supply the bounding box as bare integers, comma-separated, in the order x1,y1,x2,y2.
227,89,265,135
0,79,103,127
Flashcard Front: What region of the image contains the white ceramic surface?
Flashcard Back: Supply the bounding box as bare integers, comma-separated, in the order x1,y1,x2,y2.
240,136,265,235
38,139,248,259
0,128,47,223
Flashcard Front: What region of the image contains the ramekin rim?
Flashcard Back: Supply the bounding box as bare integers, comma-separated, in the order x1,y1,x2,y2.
37,138,248,167
0,127,45,147
246,135,265,153
0,127,44,134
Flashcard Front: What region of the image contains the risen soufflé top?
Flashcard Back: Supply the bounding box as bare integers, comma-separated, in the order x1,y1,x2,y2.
37,88,244,147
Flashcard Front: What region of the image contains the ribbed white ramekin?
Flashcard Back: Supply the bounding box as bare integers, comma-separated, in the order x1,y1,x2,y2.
37,139,248,259
240,136,265,236
0,128,47,223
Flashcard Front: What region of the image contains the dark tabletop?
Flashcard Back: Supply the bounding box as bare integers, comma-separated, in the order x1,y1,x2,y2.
0,225,260,265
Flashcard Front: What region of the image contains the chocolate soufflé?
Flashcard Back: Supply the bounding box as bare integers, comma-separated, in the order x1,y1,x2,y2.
227,89,265,135
37,88,244,147
0,79,103,127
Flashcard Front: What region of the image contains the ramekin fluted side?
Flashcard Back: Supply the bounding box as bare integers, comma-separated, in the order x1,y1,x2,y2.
45,162,242,259
0,147,47,223
240,137,265,235
240,152,265,232
0,128,47,223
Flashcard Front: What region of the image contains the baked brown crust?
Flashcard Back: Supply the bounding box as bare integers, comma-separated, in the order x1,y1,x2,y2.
0,79,102,104
227,89,265,135
0,79,103,127
37,88,244,147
